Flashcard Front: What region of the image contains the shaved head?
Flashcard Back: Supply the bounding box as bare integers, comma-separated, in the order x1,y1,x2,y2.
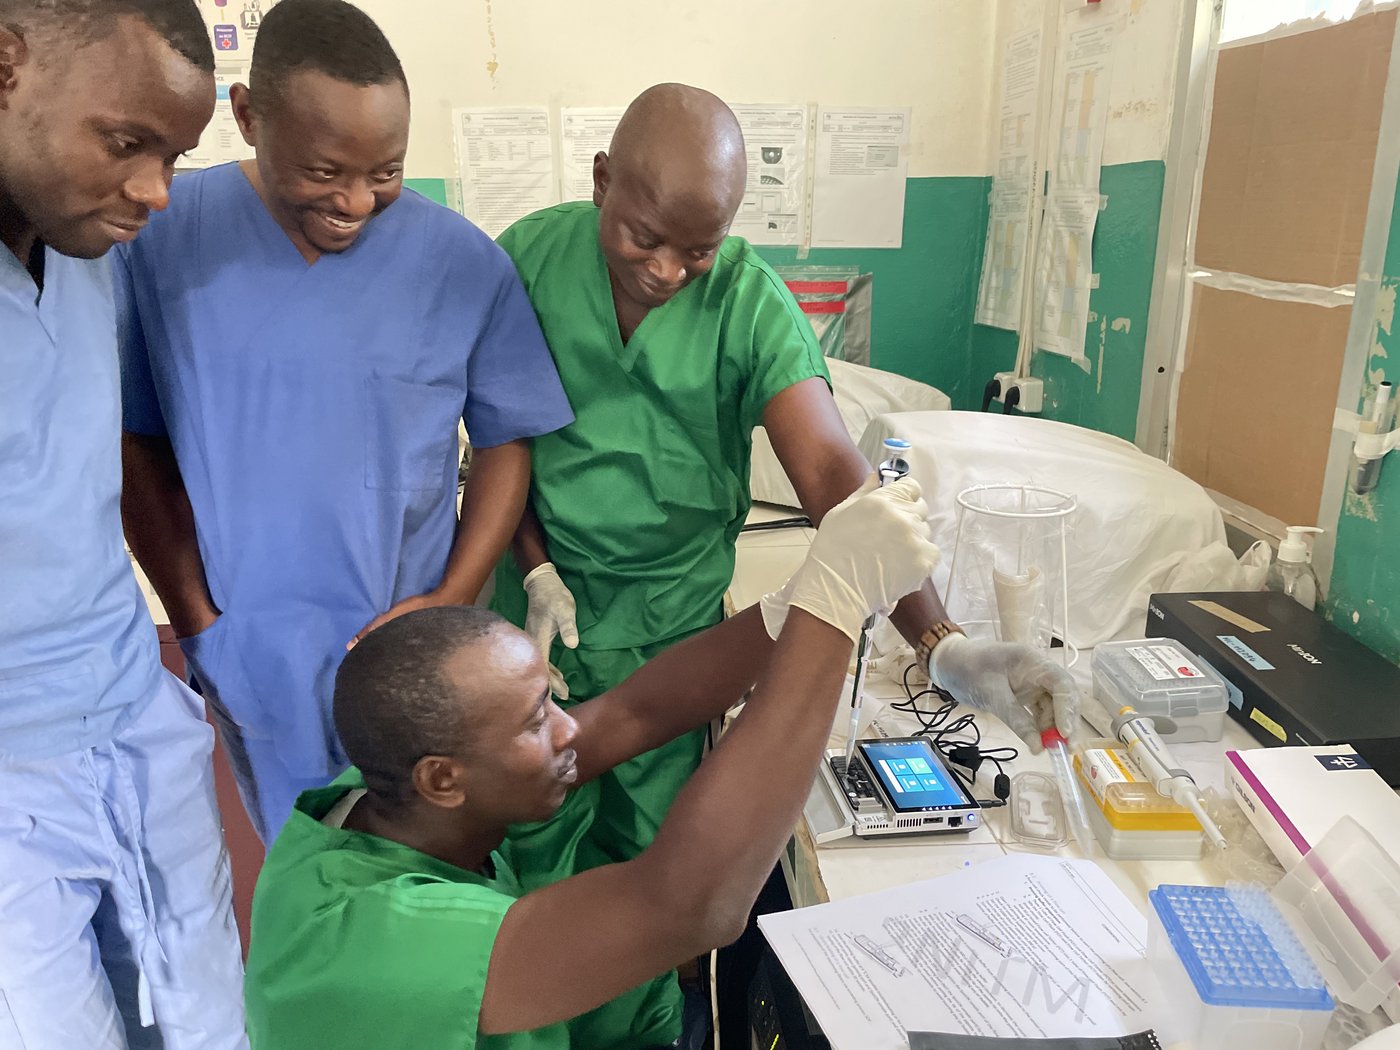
606,83,747,216
593,84,748,327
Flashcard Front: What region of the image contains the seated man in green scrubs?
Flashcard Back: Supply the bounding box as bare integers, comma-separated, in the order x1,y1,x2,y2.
492,81,1083,1045
244,477,953,1049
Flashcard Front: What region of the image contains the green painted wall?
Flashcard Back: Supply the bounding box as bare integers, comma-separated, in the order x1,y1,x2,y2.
967,161,1167,439
1325,168,1400,664
754,177,990,408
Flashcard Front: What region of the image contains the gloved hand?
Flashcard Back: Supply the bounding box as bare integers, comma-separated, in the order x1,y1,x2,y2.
928,633,1083,752
760,476,940,643
523,562,579,700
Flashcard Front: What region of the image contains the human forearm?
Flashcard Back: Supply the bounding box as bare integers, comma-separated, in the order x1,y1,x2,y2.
571,606,776,782
636,610,850,941
437,440,530,604
509,501,551,577
120,432,217,637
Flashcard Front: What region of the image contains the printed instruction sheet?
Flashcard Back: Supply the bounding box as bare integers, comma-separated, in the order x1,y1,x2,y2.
453,107,557,238
1054,21,1115,193
182,71,254,169
811,107,911,249
183,0,279,168
730,105,809,246
560,107,625,202
758,854,1156,1049
1035,189,1100,364
976,28,1043,330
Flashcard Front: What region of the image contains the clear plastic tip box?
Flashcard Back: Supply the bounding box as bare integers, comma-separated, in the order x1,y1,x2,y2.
1148,884,1333,1050
1093,639,1230,743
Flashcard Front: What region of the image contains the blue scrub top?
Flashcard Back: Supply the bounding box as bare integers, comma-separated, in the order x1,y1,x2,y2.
0,244,160,759
115,164,573,777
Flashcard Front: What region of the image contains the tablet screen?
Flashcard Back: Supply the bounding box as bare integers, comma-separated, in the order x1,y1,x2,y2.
858,739,975,813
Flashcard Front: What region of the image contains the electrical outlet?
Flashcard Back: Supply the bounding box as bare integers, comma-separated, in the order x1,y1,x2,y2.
990,374,1044,414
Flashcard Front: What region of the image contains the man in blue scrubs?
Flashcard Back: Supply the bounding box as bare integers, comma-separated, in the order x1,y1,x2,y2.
0,1,248,1047
116,0,573,844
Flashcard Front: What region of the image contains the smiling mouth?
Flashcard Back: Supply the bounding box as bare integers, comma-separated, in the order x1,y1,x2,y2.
318,213,366,235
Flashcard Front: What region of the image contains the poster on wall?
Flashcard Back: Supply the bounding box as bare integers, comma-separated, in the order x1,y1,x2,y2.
559,107,625,202
182,0,280,169
810,107,911,249
729,105,809,246
453,107,558,238
976,27,1042,330
1033,189,1100,364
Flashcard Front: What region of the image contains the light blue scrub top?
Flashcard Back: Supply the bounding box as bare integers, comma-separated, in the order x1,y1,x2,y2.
0,244,160,759
115,164,574,778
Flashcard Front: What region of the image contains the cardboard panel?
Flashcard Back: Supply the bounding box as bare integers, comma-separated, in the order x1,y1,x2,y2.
1173,286,1352,525
1195,10,1395,287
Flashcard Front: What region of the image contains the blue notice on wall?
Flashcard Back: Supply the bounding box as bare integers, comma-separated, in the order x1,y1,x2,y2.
1219,635,1274,671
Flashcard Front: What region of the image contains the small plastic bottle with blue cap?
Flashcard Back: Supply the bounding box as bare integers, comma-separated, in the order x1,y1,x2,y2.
878,438,912,487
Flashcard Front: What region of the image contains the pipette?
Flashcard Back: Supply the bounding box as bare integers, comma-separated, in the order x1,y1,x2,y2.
1113,704,1228,850
1041,727,1094,853
842,439,912,776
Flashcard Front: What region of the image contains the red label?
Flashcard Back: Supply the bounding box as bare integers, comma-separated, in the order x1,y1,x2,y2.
799,302,846,315
785,281,849,295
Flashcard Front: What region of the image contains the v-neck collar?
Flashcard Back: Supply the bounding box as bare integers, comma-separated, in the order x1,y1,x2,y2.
1,239,63,341
232,164,339,270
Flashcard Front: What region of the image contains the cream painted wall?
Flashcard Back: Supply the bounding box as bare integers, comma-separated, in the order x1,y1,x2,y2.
990,0,1187,171
346,0,998,180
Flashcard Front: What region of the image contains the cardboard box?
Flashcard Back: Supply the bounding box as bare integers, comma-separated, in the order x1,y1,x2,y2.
1147,591,1400,784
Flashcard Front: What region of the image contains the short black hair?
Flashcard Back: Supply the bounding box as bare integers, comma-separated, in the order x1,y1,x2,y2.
0,0,214,73
334,606,505,805
248,0,407,115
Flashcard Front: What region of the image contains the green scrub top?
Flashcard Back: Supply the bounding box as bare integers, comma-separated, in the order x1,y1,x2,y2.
493,201,828,655
244,771,567,1050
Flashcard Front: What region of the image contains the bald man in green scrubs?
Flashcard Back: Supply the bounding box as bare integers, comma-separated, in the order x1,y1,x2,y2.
492,81,1083,1049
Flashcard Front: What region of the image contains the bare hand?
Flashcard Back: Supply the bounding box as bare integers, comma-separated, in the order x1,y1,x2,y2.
348,592,458,651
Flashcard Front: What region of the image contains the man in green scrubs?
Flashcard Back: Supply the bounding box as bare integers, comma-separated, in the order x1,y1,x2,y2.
493,82,1084,1046
245,478,945,1049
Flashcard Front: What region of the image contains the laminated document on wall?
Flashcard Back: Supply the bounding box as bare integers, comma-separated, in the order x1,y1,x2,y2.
1054,21,1115,193
730,105,809,246
976,184,1031,330
758,854,1158,1049
1035,189,1101,365
810,107,911,249
976,28,1042,330
196,0,276,62
453,107,557,238
560,107,625,202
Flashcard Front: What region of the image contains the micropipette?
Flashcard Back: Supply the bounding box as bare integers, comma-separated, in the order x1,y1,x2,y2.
1113,705,1228,850
1041,727,1094,853
842,439,912,776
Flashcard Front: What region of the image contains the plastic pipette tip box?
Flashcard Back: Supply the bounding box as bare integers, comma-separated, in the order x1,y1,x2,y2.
1149,885,1333,1050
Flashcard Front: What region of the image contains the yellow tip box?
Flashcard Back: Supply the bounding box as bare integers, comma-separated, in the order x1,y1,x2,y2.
1074,744,1205,860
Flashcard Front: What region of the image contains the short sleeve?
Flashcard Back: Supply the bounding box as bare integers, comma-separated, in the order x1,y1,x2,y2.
464,263,575,449
112,245,167,437
736,260,831,432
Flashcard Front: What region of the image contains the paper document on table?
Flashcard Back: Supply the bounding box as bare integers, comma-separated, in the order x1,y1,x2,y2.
453,107,557,238
1035,190,1100,364
731,104,809,246
1055,22,1115,193
811,107,911,249
560,107,625,202
758,854,1156,1049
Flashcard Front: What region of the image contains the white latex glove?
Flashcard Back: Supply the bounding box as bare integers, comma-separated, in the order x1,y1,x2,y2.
523,562,579,700
760,476,940,643
928,633,1083,753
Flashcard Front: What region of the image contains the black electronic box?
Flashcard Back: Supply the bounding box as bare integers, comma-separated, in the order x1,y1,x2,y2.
1146,591,1400,785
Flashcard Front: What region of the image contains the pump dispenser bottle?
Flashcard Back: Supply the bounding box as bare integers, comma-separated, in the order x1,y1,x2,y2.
1266,526,1323,610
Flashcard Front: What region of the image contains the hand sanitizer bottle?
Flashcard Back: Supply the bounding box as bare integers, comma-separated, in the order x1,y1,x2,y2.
1266,526,1323,610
